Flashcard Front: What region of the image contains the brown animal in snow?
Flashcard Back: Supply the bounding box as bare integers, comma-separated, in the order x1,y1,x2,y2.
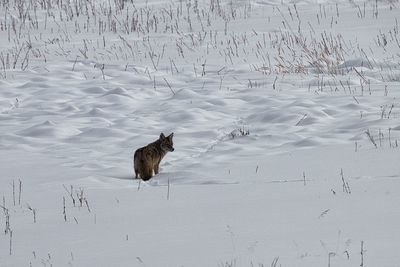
134,133,174,181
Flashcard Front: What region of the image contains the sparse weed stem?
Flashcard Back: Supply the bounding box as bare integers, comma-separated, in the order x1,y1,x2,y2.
340,168,351,194
363,128,399,150
26,204,37,223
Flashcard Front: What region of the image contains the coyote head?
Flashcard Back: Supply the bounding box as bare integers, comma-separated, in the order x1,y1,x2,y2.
160,132,174,152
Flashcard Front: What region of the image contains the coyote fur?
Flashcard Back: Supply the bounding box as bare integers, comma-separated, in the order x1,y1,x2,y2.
134,133,174,181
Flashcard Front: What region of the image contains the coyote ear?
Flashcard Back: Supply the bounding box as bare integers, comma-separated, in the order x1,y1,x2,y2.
160,133,165,139
169,132,174,139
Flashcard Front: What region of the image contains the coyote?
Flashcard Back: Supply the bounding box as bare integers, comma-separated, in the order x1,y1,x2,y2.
134,133,174,181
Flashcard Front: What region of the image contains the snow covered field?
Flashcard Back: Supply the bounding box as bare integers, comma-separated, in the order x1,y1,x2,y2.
0,0,400,266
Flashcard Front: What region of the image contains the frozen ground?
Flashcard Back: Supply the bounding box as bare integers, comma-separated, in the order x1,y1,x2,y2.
0,0,400,266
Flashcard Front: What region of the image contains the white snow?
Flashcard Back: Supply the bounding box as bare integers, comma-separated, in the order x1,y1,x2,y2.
0,0,400,266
